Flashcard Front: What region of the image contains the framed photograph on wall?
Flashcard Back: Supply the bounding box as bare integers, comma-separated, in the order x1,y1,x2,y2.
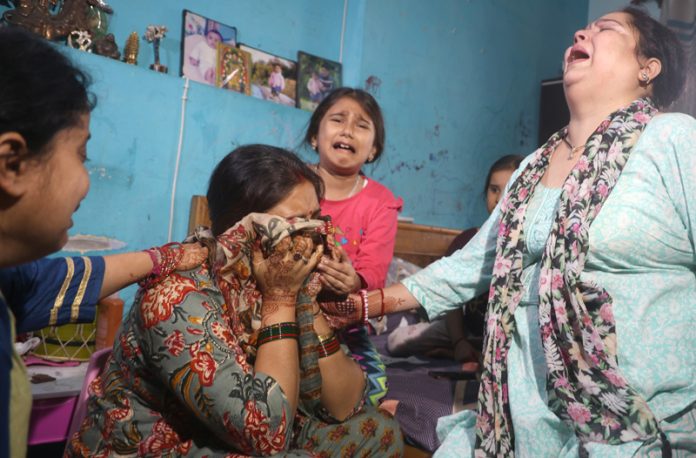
216,43,251,95
180,9,237,86
296,51,342,111
239,44,297,107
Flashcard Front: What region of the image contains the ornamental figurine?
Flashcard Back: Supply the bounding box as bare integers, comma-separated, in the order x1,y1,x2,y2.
92,33,120,60
122,31,139,65
2,0,113,41
67,29,93,52
144,25,168,73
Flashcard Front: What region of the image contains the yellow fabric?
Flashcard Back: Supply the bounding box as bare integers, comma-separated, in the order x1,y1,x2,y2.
9,310,30,458
70,257,92,321
48,257,74,326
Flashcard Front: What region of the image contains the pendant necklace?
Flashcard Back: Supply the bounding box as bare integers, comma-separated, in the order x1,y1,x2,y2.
561,136,585,160
346,174,362,198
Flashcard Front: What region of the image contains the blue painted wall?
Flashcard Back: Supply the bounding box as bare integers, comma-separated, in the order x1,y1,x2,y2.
357,0,588,227
588,0,660,22
2,0,587,302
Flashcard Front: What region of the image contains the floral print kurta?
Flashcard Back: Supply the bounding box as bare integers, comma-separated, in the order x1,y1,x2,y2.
403,113,696,457
66,263,402,457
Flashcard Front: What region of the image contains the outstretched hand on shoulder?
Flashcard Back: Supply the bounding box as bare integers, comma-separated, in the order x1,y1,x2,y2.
178,242,209,270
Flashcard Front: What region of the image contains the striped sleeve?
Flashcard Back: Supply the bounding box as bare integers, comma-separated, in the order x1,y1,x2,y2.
0,256,105,334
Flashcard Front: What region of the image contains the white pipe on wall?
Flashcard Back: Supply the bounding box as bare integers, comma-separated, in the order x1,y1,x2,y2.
339,0,348,63
167,77,190,243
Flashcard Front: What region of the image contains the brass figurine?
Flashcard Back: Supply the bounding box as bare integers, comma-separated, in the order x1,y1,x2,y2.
123,31,139,65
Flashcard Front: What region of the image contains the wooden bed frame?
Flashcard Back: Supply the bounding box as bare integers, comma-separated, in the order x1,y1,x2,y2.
188,195,460,267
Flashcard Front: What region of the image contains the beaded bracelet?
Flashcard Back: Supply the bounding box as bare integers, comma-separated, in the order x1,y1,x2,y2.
317,333,341,358
138,242,184,288
256,322,300,347
358,289,369,327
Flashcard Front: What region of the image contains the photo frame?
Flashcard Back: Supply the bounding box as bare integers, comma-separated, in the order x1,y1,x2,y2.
296,51,342,111
216,43,251,95
240,44,297,107
180,9,237,86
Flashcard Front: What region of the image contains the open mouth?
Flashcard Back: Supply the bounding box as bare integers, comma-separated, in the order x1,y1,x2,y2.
333,142,355,153
568,47,590,64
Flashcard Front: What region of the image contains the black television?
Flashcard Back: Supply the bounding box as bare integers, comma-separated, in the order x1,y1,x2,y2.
538,78,569,146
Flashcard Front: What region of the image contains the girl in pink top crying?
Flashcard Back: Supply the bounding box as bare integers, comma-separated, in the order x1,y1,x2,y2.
304,87,402,405
305,87,402,293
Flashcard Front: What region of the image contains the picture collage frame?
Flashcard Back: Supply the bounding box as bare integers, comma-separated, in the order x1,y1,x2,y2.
179,10,342,111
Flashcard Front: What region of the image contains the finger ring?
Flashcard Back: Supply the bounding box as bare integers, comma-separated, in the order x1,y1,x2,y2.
293,252,303,261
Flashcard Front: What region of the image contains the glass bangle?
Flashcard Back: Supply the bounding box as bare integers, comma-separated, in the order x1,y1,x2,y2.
317,334,341,358
257,322,299,347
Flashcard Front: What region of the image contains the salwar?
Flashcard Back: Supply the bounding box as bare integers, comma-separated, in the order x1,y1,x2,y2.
294,406,403,458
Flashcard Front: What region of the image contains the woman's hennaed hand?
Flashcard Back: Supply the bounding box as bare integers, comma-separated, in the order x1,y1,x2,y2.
252,236,324,295
178,242,208,270
305,272,323,302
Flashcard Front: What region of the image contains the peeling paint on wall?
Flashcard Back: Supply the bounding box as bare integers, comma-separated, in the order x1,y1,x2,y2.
90,167,111,179
88,166,135,187
429,149,448,161
388,148,450,175
390,160,426,173
63,234,127,253
517,111,533,148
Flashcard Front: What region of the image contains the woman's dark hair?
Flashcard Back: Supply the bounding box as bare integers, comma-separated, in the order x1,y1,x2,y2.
484,154,524,193
303,87,386,163
207,144,324,236
622,6,686,108
0,27,95,157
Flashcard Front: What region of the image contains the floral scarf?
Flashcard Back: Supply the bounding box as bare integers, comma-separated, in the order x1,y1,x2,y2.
475,98,662,456
189,213,329,414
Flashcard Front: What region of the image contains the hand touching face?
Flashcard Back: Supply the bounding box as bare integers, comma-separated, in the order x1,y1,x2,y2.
252,180,324,304
252,235,323,297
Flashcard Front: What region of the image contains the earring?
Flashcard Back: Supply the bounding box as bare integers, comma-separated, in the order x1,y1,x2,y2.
368,155,374,162
311,142,317,151
640,71,650,83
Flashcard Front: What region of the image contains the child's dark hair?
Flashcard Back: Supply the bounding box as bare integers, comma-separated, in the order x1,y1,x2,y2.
0,27,95,157
484,154,524,193
207,144,324,236
303,87,386,163
622,6,685,108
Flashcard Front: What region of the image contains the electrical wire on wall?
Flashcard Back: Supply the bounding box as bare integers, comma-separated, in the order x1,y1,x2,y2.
339,0,348,63
167,77,190,243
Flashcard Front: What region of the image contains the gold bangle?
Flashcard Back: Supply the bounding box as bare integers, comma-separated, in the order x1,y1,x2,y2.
316,331,335,343
317,334,341,358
